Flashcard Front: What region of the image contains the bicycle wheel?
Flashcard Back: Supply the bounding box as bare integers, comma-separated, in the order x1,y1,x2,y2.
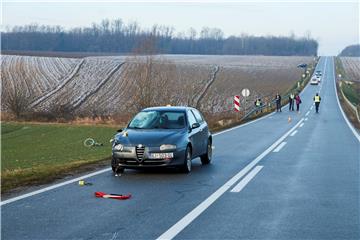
84,138,95,147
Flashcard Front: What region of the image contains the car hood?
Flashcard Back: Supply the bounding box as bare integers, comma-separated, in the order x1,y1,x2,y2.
114,128,186,147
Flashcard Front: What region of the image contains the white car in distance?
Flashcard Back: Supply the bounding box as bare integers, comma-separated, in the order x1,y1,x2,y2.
310,77,319,85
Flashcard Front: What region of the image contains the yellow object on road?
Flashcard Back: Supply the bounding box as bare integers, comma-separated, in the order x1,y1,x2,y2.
78,180,92,186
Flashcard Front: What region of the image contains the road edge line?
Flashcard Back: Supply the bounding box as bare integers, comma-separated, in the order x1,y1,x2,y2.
0,168,111,206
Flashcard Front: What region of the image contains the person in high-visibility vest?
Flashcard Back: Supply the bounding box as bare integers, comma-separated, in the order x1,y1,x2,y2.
313,93,321,113
255,98,262,113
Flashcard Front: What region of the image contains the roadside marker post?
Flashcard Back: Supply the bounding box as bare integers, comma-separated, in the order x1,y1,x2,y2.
241,88,250,116
234,95,241,121
234,95,240,112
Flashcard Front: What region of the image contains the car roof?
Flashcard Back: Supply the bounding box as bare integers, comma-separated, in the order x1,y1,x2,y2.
143,106,193,112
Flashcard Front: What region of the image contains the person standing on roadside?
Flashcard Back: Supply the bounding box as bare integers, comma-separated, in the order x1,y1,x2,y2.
255,98,262,113
275,93,282,112
295,94,302,112
313,93,321,113
289,93,295,111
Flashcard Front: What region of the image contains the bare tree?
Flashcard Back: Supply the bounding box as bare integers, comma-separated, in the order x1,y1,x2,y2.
1,61,33,118
123,35,177,113
1,84,33,118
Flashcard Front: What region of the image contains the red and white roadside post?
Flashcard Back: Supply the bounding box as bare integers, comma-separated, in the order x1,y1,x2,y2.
234,95,240,112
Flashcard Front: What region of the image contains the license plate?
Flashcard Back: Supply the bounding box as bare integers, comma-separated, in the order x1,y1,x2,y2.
150,152,174,159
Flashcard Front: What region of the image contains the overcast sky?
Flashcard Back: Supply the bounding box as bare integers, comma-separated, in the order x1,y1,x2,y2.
2,1,359,56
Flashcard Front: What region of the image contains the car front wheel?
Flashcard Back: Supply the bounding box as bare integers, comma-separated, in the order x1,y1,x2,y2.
111,157,125,174
181,147,192,173
200,140,212,165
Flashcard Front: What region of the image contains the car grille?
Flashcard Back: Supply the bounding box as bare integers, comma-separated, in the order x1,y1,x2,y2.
136,145,145,161
117,158,167,166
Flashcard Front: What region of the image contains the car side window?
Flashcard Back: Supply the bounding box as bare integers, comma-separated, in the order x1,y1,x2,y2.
191,109,204,123
187,110,197,127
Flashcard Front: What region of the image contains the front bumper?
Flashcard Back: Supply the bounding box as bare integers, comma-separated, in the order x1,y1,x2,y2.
112,146,186,168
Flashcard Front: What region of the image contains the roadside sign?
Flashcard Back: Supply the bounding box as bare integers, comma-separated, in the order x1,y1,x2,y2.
234,95,240,112
241,88,250,97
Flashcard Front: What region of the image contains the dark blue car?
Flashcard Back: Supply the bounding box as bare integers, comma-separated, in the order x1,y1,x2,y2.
111,106,212,173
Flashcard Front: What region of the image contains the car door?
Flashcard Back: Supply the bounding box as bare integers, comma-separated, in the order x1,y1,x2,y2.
191,109,208,155
187,110,202,157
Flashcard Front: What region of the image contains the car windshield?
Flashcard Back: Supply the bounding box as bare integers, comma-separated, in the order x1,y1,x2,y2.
128,111,186,129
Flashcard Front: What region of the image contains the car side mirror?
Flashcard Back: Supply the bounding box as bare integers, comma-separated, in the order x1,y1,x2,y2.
117,128,123,133
192,123,200,129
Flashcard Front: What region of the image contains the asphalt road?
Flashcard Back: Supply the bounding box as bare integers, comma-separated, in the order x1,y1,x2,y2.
1,57,359,240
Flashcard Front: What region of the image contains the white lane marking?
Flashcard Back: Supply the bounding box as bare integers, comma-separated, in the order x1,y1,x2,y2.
290,130,298,136
230,166,263,193
299,123,305,128
0,168,112,206
273,142,287,152
305,111,310,116
111,232,119,240
156,118,304,240
304,118,308,121
310,105,314,110
332,57,360,142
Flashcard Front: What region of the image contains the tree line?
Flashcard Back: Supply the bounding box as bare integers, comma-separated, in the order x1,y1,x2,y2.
339,44,360,57
1,18,318,56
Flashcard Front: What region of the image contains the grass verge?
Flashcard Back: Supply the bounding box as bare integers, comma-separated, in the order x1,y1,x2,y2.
1,122,118,193
341,82,360,106
335,57,360,129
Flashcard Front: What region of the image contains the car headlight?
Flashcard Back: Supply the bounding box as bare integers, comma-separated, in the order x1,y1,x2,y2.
160,144,176,151
113,144,124,151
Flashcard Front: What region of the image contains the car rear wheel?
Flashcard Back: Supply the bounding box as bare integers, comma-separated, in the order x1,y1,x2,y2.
181,147,192,173
200,140,212,165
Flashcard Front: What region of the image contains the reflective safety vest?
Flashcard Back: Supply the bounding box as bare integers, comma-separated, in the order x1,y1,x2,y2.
314,96,321,102
256,100,261,106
